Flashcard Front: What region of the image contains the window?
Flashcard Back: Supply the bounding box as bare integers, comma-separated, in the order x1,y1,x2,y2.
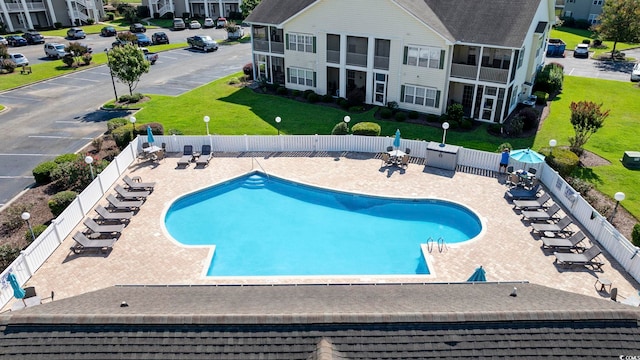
401,85,440,108
287,33,315,53
287,68,315,86
404,46,443,69
518,47,525,68
593,0,603,5
588,14,599,24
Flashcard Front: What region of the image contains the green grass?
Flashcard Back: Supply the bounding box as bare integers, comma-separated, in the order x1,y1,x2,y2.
533,76,640,218
550,26,640,57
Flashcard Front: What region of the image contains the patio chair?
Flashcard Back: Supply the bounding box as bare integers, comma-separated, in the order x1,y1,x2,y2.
506,173,520,188
83,218,124,235
115,184,150,200
522,203,561,222
399,154,410,168
123,175,155,191
541,230,586,251
513,192,551,210
177,145,194,167
554,244,604,270
531,216,574,236
528,167,537,175
386,146,393,152
71,231,116,254
106,194,143,211
380,153,392,166
405,148,411,155
94,205,133,223
196,145,212,167
505,184,542,200
506,165,514,174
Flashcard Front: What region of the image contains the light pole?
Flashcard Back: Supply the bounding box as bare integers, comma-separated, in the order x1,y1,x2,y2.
275,116,281,135
549,139,557,156
85,156,94,180
104,48,118,102
343,115,351,133
609,192,625,224
441,122,450,146
129,116,136,140
21,212,35,242
204,115,211,147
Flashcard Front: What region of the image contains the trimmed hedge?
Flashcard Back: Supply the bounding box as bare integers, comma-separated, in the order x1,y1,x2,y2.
25,224,48,243
331,122,349,135
351,122,381,136
48,190,77,217
33,161,58,185
54,153,80,164
540,146,579,177
632,224,640,247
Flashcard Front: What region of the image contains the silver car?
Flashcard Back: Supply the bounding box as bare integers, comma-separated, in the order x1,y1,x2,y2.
631,63,640,82
0,36,8,46
9,53,29,66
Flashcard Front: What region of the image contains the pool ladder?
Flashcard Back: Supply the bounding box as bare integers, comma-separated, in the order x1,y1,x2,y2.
427,237,448,253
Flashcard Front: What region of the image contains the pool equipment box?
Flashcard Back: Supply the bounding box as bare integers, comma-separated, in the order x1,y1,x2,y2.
426,142,460,171
622,151,640,169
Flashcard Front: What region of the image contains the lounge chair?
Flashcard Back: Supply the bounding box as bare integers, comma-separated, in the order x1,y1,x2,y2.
554,245,604,270
513,192,551,210
71,231,116,254
83,218,124,235
115,184,150,200
94,205,133,223
177,145,194,167
531,216,573,236
106,194,143,211
123,175,155,191
196,145,212,167
505,184,542,200
542,230,586,251
522,203,561,222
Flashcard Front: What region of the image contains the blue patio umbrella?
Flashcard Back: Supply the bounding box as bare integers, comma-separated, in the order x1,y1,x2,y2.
467,266,486,282
393,129,401,149
509,148,545,164
7,273,25,300
146,126,155,144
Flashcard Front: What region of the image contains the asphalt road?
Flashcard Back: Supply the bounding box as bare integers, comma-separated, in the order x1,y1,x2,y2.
545,48,640,82
0,40,251,207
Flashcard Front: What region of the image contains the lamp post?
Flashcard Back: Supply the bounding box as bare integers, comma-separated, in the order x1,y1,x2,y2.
441,122,450,146
343,115,351,133
21,212,35,242
549,139,557,156
203,115,211,147
129,116,136,140
609,192,625,224
275,116,281,135
85,155,94,180
104,48,118,102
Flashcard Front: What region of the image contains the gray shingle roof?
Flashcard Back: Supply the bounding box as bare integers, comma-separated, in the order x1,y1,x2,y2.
245,0,542,48
1,283,640,358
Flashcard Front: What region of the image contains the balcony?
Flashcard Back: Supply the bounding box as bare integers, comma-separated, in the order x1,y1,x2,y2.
450,63,477,80
450,63,508,84
254,40,269,52
346,52,367,67
271,42,284,54
5,1,46,11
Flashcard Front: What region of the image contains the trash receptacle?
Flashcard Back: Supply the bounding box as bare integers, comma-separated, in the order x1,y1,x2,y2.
622,151,640,169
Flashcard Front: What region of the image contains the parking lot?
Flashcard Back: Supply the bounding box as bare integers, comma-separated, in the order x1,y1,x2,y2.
545,48,640,82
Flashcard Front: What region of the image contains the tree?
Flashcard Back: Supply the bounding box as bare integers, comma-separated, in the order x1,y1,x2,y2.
568,101,609,155
240,0,261,18
107,44,150,96
594,0,640,58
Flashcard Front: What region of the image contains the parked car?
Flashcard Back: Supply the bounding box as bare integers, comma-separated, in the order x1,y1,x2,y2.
44,43,67,59
135,33,152,47
151,32,169,45
216,17,227,28
6,35,27,46
631,63,640,82
203,18,215,28
130,23,146,33
189,20,202,29
140,47,158,65
173,17,186,30
22,31,45,45
101,26,117,37
112,38,133,48
67,27,86,39
0,36,7,46
9,53,29,66
186,35,218,52
573,43,589,58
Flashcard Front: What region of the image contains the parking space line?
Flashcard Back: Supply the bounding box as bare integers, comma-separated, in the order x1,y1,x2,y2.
28,135,95,140
0,176,34,179
0,153,61,156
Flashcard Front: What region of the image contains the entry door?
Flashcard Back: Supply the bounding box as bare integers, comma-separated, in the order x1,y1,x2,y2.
481,87,498,121
373,73,387,105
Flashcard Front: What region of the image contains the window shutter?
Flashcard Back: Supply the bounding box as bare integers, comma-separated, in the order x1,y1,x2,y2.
400,85,405,101
439,50,445,69
313,37,316,53
313,72,317,87
403,47,408,65
286,68,290,83
285,34,289,50
435,90,441,108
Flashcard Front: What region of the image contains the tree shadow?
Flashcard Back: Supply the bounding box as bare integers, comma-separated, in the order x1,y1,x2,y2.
573,166,603,185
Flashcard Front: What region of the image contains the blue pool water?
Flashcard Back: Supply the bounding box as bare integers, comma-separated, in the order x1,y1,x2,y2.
164,173,482,276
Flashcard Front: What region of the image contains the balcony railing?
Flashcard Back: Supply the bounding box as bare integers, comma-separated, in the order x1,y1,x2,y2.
373,56,389,70
253,40,269,52
5,1,46,11
327,50,339,64
271,42,284,54
479,67,508,84
346,52,367,67
450,63,477,80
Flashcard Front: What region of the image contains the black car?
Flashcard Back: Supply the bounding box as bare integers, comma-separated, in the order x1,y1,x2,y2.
151,32,169,45
101,26,117,37
129,23,146,33
6,35,27,46
22,31,45,45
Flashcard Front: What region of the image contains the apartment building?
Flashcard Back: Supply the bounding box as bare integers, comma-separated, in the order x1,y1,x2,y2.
0,0,103,32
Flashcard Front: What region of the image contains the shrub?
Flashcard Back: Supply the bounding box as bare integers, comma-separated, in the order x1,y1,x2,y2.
54,153,80,164
33,161,58,184
504,115,524,136
307,92,319,103
62,53,75,68
593,39,603,47
540,146,579,177
351,122,381,136
82,52,92,65
137,5,150,18
566,176,593,196
582,39,591,45
331,122,349,135
408,111,419,119
48,190,77,216
111,126,133,149
394,112,407,122
107,118,129,132
426,114,440,123
1,203,29,233
0,244,21,270
291,89,300,97
118,92,144,103
632,224,640,247
54,21,62,28
446,103,464,124
276,86,287,95
25,224,48,244
242,63,253,79
518,107,540,131
534,63,564,94
380,108,392,119
51,159,108,192
575,19,591,30
168,128,183,135
386,101,399,112
338,98,350,110
163,11,174,19
348,105,364,112
92,137,103,152
1,59,16,72
322,94,334,103
137,122,164,135
86,18,95,25
489,123,502,134
534,91,547,105
460,118,473,130
153,12,160,19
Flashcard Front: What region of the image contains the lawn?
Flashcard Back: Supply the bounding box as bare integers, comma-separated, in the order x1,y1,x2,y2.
533,76,640,218
550,26,640,57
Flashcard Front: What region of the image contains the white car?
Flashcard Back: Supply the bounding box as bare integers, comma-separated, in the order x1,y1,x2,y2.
9,53,29,66
631,63,640,82
203,18,215,28
44,43,67,59
0,36,8,46
189,20,202,29
573,43,589,58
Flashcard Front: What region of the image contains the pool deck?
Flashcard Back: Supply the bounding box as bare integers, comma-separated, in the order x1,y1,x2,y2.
12,152,640,308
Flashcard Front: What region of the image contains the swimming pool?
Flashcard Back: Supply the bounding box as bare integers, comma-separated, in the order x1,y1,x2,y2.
164,173,483,277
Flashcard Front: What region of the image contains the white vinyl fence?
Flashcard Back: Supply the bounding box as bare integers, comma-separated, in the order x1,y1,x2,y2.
2,135,638,309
